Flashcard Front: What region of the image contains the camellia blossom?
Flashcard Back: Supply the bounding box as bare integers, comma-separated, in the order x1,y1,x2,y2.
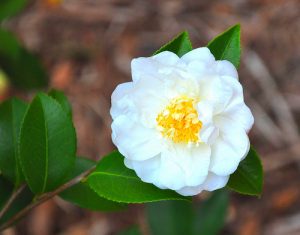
110,47,254,196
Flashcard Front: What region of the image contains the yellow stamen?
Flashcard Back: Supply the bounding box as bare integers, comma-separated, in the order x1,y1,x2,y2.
156,96,202,143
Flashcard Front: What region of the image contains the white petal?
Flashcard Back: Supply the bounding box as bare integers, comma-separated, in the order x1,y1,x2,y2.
199,76,234,114
209,117,250,176
152,51,180,66
176,185,204,196
181,47,215,64
224,103,254,133
131,58,160,82
124,156,168,189
202,172,229,191
183,144,211,186
215,60,238,80
111,82,135,120
200,123,219,145
160,144,211,188
111,115,162,161
158,150,186,190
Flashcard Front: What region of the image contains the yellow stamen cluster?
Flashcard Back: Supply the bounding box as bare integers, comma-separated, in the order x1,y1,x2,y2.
156,96,202,143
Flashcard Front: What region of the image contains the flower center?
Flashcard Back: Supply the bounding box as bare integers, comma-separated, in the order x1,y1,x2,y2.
156,96,202,143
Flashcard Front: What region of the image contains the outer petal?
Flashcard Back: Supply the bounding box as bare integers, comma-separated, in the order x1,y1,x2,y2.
111,115,162,161
110,82,134,120
181,47,215,64
199,76,234,114
157,151,186,190
131,52,180,82
160,144,211,188
176,184,204,196
152,51,180,66
124,156,168,189
131,58,159,82
215,60,238,80
202,172,229,191
209,117,250,176
223,103,254,133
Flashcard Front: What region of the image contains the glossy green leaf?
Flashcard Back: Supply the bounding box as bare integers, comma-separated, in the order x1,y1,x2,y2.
0,98,27,185
227,147,263,196
193,190,229,235
207,24,241,68
117,226,142,235
154,31,192,57
0,0,28,22
0,176,13,210
48,89,72,118
87,151,188,203
146,201,193,235
19,93,76,194
60,157,126,211
0,186,34,226
0,29,48,89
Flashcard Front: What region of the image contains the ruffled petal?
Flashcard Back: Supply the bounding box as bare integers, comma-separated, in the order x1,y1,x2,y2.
110,82,135,120
223,103,254,133
152,51,180,66
160,144,211,188
202,172,229,191
131,58,159,82
158,150,186,190
215,60,238,80
209,117,250,176
181,47,215,64
199,76,234,114
111,115,162,161
124,156,168,189
176,185,204,196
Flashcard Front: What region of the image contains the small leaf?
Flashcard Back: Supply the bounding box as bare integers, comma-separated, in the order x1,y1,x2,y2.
19,93,76,194
154,31,193,57
87,151,188,203
48,89,72,118
0,29,48,89
0,0,28,22
0,176,13,210
0,98,27,185
207,24,241,68
60,157,126,211
193,190,229,235
227,147,263,196
146,201,193,235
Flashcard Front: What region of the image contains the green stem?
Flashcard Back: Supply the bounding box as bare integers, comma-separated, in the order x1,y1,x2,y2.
0,165,96,231
0,184,26,220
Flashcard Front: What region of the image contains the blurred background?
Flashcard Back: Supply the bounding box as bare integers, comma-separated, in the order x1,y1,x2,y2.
1,0,300,234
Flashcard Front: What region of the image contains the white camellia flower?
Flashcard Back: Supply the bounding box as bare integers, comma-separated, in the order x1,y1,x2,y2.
110,47,254,196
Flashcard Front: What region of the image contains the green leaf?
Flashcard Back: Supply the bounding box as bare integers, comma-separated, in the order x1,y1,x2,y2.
227,147,263,196
0,0,28,22
207,24,241,68
0,186,34,226
117,226,142,235
19,93,76,194
146,201,193,235
0,29,48,89
0,176,14,210
87,151,188,203
0,98,27,185
48,89,72,118
60,157,126,211
154,31,192,57
193,190,229,235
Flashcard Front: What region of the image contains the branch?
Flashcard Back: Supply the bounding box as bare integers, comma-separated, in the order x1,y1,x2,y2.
0,165,96,231
0,184,26,220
